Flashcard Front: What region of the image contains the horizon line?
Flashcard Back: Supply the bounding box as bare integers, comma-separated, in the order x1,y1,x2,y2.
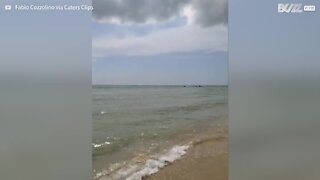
92,84,228,86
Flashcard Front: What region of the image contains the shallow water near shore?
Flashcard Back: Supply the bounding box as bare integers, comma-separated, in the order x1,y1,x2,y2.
92,85,227,179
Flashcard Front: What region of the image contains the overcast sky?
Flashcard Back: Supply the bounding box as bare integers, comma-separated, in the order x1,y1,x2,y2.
92,0,228,85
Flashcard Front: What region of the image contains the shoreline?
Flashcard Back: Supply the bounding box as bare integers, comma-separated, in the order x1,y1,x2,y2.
146,124,228,180
94,123,228,180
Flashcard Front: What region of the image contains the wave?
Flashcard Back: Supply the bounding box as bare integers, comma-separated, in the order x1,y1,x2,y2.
94,144,190,180
92,141,111,148
156,102,226,115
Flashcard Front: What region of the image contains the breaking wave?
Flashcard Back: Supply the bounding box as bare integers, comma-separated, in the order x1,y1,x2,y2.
94,144,190,180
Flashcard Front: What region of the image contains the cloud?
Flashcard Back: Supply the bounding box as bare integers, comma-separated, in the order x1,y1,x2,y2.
193,0,228,27
93,24,227,57
92,0,228,58
92,0,227,27
92,0,189,24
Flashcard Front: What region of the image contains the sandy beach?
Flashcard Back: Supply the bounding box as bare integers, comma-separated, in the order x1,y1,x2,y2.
146,124,228,180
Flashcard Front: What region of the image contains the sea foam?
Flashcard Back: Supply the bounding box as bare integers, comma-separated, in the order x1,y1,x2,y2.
95,145,190,180
126,145,189,180
92,141,111,148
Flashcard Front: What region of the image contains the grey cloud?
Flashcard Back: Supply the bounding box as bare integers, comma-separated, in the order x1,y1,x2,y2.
92,0,190,23
193,0,228,27
92,0,227,27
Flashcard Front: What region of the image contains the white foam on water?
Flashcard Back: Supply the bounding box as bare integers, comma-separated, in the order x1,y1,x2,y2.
93,143,103,148
125,145,189,180
95,144,190,180
92,141,111,148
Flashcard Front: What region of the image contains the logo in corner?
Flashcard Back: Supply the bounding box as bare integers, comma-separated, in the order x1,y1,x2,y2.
278,3,303,13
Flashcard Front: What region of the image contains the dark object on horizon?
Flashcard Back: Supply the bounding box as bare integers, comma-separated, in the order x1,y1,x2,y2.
182,85,203,87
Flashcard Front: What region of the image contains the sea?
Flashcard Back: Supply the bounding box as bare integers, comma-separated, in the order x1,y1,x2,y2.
92,85,227,180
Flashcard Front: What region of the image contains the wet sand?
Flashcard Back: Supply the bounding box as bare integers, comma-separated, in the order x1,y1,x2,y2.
146,125,228,180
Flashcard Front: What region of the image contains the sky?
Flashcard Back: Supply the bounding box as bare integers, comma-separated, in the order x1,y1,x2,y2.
92,0,228,85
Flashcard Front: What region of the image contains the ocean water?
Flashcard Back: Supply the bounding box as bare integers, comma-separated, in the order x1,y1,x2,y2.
92,85,227,179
